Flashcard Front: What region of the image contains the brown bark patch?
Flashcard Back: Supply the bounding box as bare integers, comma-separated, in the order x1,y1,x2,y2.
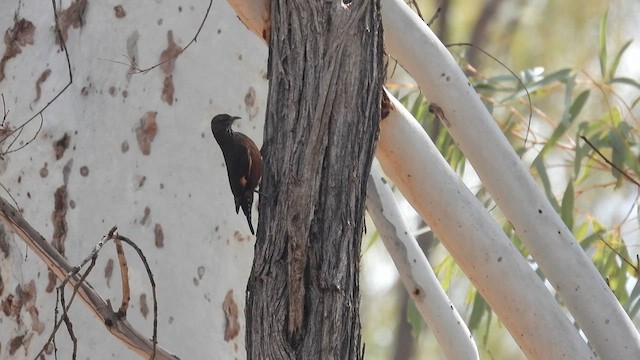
39,162,48,177
80,165,89,176
135,111,158,155
57,0,88,43
34,69,51,103
154,223,164,248
53,132,70,160
105,258,114,288
114,5,126,18
244,86,258,118
8,333,24,356
222,290,240,341
51,186,68,256
140,206,150,225
19,280,45,334
159,31,182,105
140,293,149,319
0,18,35,82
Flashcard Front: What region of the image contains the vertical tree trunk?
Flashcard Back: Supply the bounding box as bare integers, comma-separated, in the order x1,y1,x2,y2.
245,1,384,359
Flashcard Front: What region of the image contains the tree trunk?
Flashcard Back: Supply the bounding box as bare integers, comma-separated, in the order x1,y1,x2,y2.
245,1,384,359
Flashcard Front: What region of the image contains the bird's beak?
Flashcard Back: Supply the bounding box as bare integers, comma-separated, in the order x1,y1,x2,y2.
231,116,241,121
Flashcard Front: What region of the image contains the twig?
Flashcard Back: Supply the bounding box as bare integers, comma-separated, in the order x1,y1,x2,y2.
408,0,424,21
580,135,640,188
114,234,159,358
446,42,533,148
0,196,179,359
1,93,8,125
599,235,639,276
123,0,212,74
427,7,441,27
114,235,131,317
4,113,44,155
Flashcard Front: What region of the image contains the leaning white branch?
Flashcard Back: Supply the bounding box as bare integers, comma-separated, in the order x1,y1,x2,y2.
366,163,479,360
0,196,179,360
376,91,595,359
381,0,640,358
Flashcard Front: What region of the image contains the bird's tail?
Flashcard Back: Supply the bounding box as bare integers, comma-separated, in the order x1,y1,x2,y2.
241,191,255,235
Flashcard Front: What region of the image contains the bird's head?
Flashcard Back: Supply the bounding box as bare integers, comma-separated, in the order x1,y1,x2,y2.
211,114,241,135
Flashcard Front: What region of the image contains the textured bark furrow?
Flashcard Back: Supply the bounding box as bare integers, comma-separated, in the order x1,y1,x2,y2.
246,1,383,359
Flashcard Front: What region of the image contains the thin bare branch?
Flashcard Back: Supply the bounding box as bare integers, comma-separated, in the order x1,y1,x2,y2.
446,42,533,148
0,196,179,359
114,235,131,317
580,135,640,188
124,0,212,74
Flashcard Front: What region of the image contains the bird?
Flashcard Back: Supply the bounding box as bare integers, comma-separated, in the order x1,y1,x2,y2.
211,114,263,235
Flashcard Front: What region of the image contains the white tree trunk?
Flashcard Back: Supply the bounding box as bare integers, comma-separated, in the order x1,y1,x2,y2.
0,1,263,358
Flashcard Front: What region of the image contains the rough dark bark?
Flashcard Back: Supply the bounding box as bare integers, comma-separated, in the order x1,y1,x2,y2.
245,1,384,359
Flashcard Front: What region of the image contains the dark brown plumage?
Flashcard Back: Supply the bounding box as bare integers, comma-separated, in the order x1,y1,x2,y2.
211,114,263,235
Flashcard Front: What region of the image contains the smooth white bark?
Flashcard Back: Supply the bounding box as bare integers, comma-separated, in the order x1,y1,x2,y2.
0,1,263,358
380,0,640,358
376,91,595,359
367,163,479,360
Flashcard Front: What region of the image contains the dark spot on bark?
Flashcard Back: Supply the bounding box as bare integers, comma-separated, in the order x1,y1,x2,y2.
159,30,182,105
136,111,158,155
497,256,502,262
193,277,199,286
413,288,420,296
162,75,175,105
8,334,25,355
244,87,259,118
121,140,129,153
45,271,57,293
62,158,73,185
1,293,14,315
223,290,240,341
238,54,243,61
122,89,128,98
108,86,117,96
154,223,164,248
0,18,35,82
69,200,75,209
140,293,149,319
114,5,126,18
140,206,150,225
19,280,44,334
39,162,49,177
81,86,89,96
380,91,394,120
51,185,68,255
0,224,9,258
446,75,451,81
136,176,146,189
160,183,164,189
105,258,114,287
34,69,52,103
53,133,70,160
80,165,89,176
157,19,163,26
57,0,88,43
538,209,542,214
197,266,205,279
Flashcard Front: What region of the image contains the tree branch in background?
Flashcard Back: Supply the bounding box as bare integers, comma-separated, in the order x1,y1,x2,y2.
0,196,177,360
580,135,640,188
